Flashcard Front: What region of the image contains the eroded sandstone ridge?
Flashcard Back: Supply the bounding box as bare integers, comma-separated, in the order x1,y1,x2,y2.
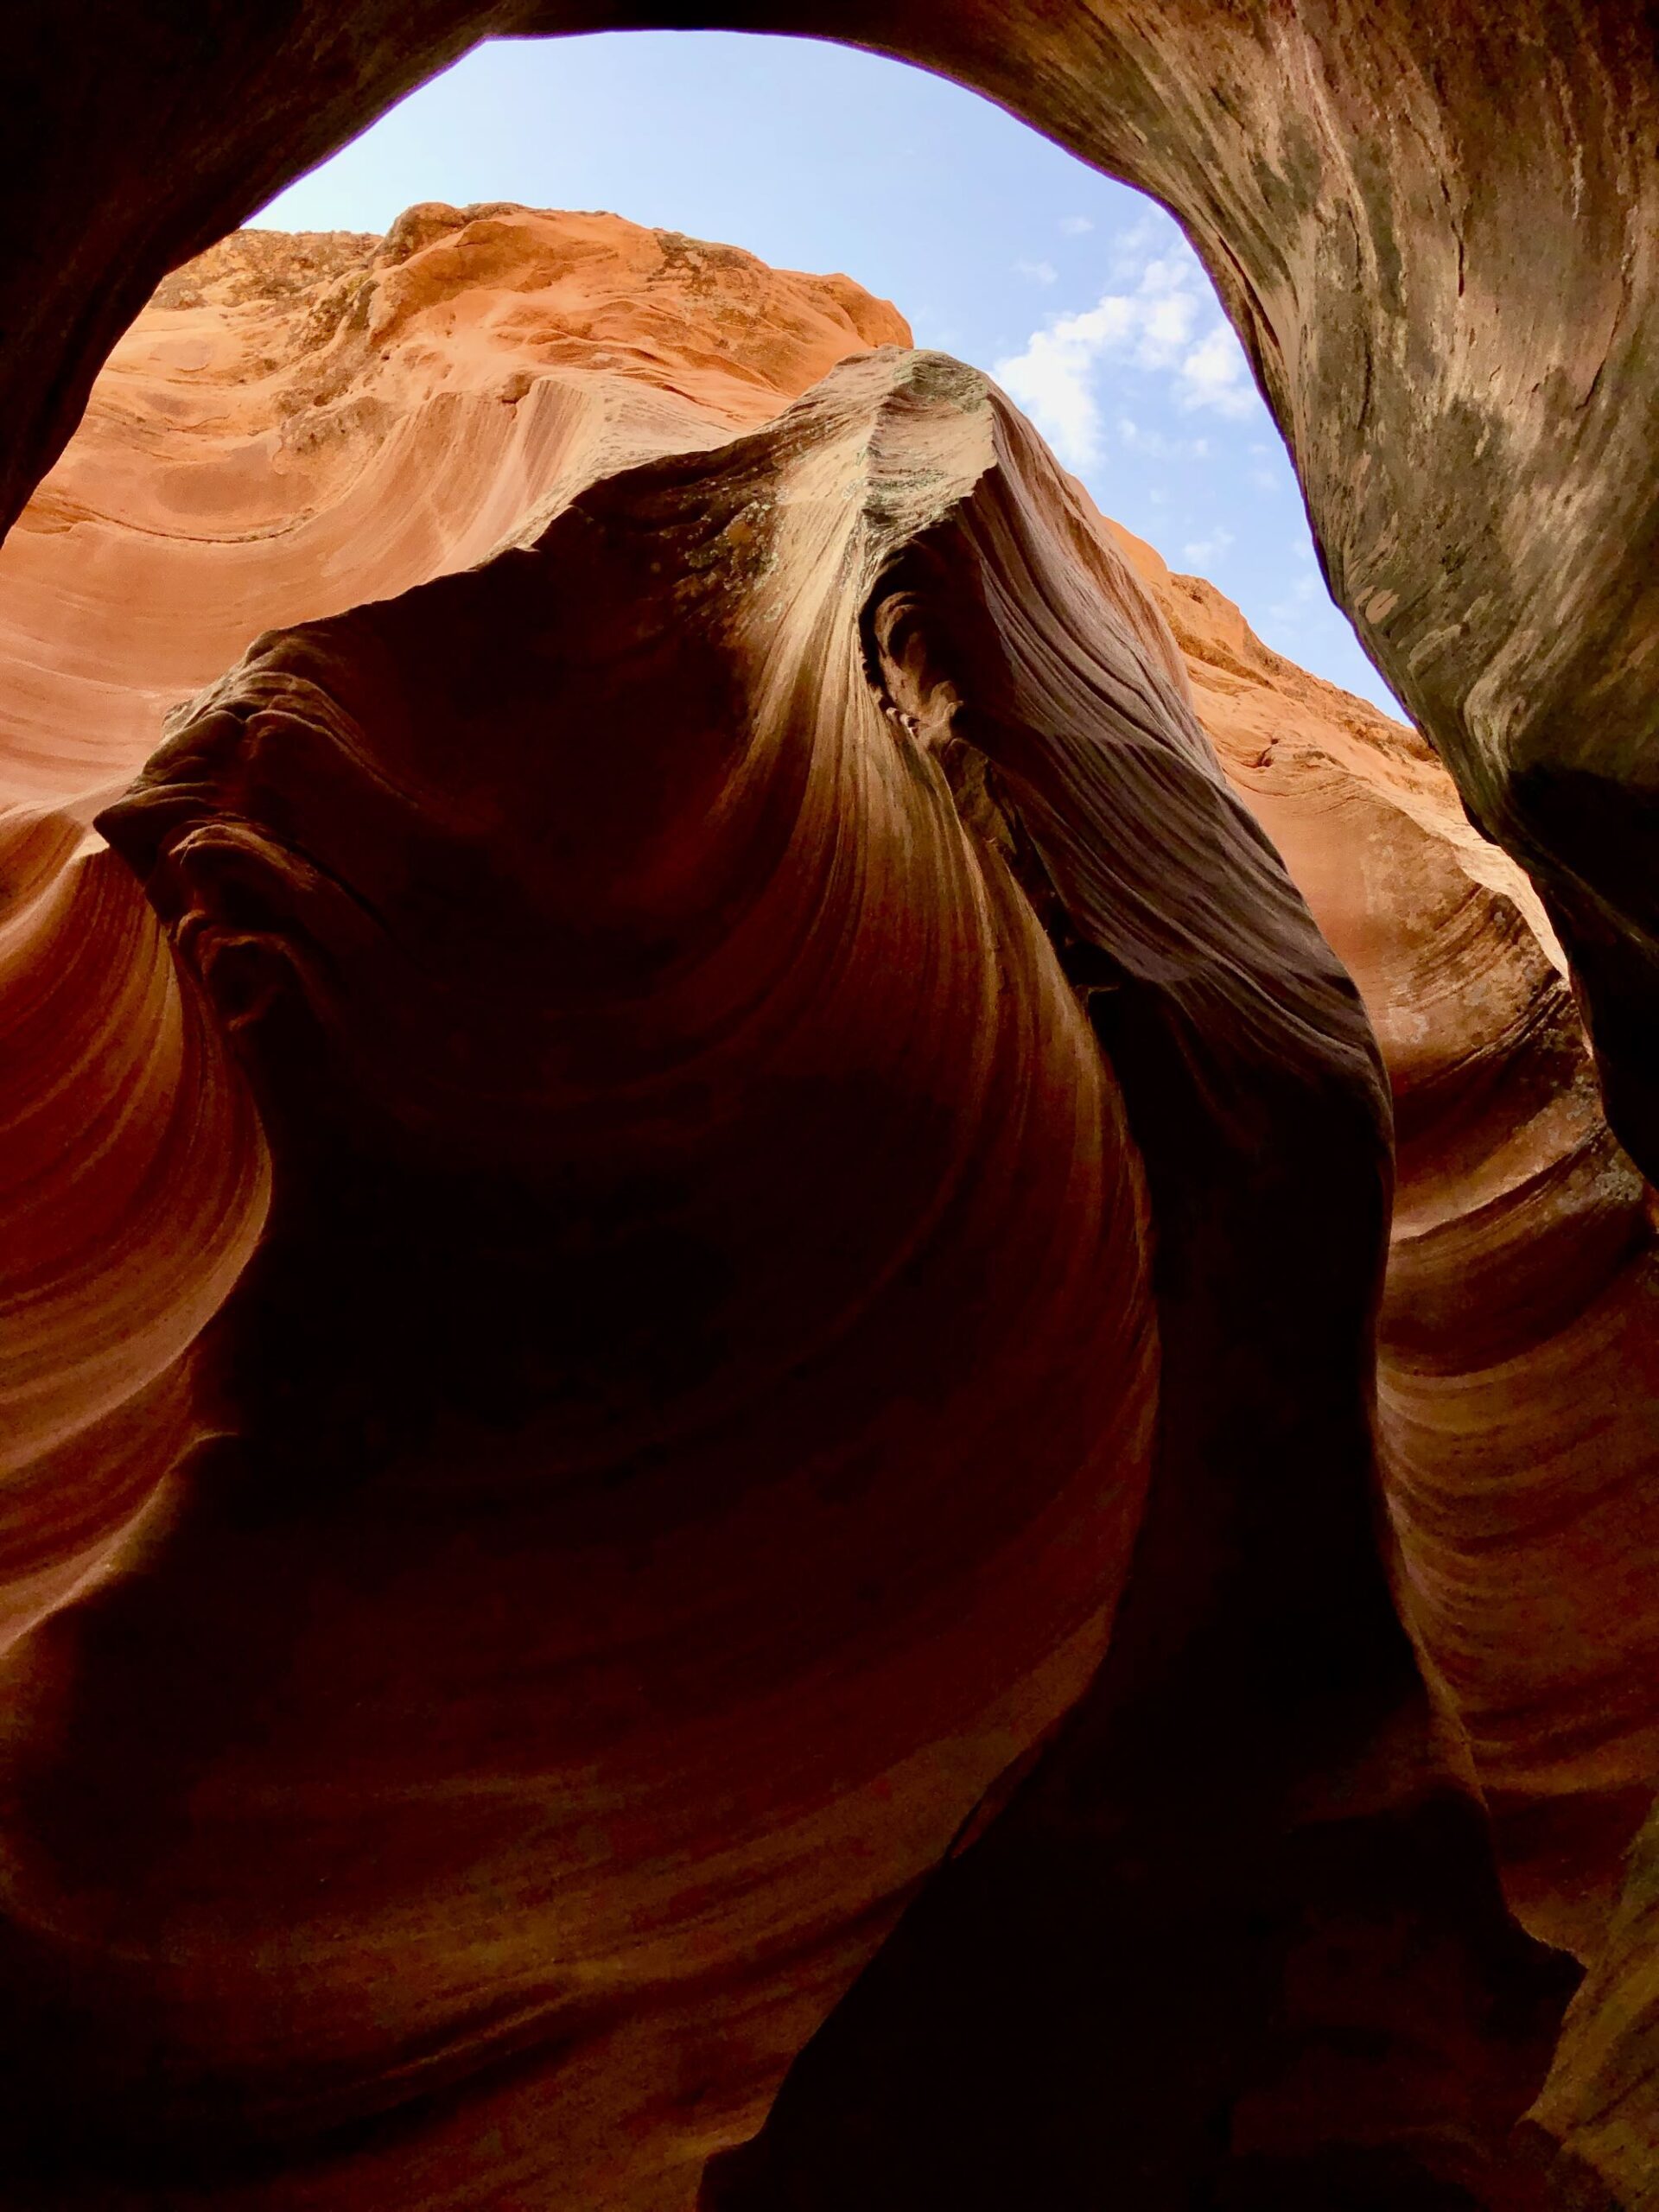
7,1,1657,1208
0,209,1654,2207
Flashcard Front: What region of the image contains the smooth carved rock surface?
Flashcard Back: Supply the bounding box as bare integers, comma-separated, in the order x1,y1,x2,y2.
3,219,1166,2205
1127,537,1659,2210
4,0,1656,1198
1111,526,1659,1974
0,214,1650,2204
0,213,1506,2208
0,207,906,1621
0,206,906,816
728,499,1657,2212
0,212,1332,2204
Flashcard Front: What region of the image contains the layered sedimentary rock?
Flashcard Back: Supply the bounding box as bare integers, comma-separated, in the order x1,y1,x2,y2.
0,212,1653,2204
1111,527,1659,1974
1136,543,1659,2211
0,207,906,1623
3,359,1173,2207
722,519,1659,2212
0,206,906,817
0,213,1513,2207
4,1,1656,1196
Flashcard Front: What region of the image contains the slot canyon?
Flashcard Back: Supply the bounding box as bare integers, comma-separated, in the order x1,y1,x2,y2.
1,8,1656,2209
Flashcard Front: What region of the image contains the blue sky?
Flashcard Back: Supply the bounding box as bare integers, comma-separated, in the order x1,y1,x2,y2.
255,32,1399,714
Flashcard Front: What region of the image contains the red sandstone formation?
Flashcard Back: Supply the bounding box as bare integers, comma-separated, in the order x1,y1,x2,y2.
0,209,1654,2205
0,207,906,817
5,1,1656,1199
721,505,1659,2212
1109,525,1659,1974
0,207,906,1636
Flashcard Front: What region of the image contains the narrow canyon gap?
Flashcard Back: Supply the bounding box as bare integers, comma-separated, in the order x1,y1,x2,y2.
0,25,1656,2196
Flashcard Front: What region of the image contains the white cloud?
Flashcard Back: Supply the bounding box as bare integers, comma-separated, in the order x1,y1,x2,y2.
1117,416,1211,461
1268,569,1326,624
1058,214,1094,236
1014,257,1058,286
1181,526,1236,566
992,242,1260,467
1108,214,1165,273
993,311,1116,465
1175,321,1254,417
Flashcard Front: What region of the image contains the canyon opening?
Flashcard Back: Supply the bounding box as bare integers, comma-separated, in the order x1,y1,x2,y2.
1,15,1656,2210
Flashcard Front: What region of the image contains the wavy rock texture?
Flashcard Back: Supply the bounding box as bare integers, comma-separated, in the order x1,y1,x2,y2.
721,506,1658,2212
1117,539,1659,2209
4,0,1656,1194
0,205,906,1637
0,205,906,816
0,215,1370,2207
0,214,1648,2204
4,380,1168,2212
1106,526,1659,1976
0,215,1558,2208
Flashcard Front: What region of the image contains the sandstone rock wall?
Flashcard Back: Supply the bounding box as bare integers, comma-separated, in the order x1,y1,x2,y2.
0,204,906,1583
0,208,1653,2207
1106,517,1659,1972
4,0,1655,1200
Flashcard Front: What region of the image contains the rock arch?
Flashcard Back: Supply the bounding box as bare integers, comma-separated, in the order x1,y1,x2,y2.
7,2,1657,1171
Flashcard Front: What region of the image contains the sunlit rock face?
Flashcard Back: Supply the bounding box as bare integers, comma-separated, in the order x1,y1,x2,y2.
0,213,1382,2206
0,205,909,817
0,213,1650,2207
4,0,1656,1201
0,205,908,1643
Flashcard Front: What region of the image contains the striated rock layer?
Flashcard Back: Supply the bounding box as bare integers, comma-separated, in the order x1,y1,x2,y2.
1122,536,1659,2211
3,0,1656,1201
0,207,906,1622
1113,527,1659,1973
6,358,1170,2207
722,467,1659,2212
0,212,1652,2204
0,206,908,817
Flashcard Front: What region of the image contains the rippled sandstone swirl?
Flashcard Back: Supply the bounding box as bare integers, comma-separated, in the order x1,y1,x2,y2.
1115,534,1659,2212
0,209,1653,2207
0,207,911,1602
8,1,1656,1207
1124,534,1659,1967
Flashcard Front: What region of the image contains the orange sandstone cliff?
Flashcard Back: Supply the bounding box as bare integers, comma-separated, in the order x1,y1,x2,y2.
0,207,1652,2209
